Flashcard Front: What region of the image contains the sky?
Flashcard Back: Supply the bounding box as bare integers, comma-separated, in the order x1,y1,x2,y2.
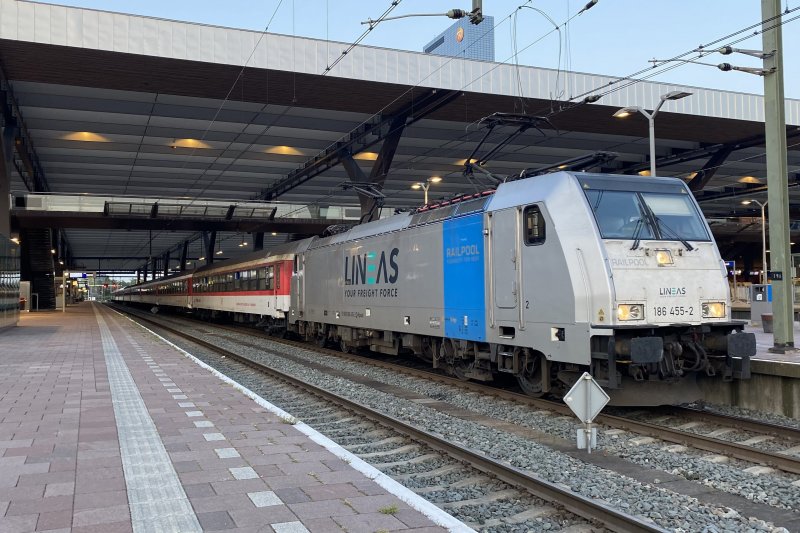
31,0,800,99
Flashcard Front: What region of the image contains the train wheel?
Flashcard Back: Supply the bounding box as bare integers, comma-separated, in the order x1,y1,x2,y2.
316,325,328,348
339,338,352,354
418,337,435,363
517,350,545,397
442,340,471,381
452,361,472,381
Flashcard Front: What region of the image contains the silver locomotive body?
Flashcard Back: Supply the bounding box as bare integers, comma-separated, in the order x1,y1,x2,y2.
290,171,753,405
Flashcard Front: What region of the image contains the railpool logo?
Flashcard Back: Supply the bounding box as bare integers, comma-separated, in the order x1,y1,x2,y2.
659,287,686,297
446,244,479,258
344,248,399,286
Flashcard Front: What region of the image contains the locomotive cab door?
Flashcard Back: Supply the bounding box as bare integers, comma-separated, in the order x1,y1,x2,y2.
490,208,519,320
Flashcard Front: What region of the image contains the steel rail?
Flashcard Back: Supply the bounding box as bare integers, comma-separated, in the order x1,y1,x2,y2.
124,309,800,476
669,406,800,442
117,306,665,533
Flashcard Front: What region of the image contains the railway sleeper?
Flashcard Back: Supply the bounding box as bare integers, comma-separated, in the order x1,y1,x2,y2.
414,475,496,494
438,489,519,508
355,444,421,459
345,436,406,451
391,464,462,481
479,507,566,528
371,453,442,469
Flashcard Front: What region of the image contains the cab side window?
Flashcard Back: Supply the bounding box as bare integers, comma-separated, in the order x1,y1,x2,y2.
523,205,546,245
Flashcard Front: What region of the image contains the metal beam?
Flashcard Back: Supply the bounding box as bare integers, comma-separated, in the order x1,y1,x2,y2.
179,240,188,271
687,145,735,191
255,89,460,201
620,126,800,175
0,62,49,193
11,210,345,234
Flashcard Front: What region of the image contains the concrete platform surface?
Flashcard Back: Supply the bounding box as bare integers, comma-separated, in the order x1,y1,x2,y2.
744,322,800,366
0,303,455,533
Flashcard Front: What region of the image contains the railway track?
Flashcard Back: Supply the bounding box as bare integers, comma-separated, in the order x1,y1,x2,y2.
114,305,664,533
155,311,800,476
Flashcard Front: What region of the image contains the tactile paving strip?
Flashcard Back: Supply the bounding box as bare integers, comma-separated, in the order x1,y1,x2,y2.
95,309,203,533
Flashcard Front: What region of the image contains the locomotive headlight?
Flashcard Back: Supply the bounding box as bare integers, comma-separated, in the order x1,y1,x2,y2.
702,302,726,318
655,249,674,266
617,304,644,321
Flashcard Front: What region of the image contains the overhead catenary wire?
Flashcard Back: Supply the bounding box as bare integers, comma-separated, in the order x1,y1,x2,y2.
324,0,405,75
124,1,288,271
128,6,788,270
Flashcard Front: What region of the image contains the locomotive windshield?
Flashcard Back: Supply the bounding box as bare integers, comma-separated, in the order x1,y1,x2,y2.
585,188,710,242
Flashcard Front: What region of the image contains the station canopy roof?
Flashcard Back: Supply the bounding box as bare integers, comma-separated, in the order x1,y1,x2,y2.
1,1,799,271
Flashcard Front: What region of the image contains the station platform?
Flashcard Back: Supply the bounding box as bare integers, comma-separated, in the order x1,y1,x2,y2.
0,303,453,533
746,321,800,366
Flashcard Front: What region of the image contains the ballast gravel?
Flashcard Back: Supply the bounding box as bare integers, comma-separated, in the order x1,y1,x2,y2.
146,318,792,532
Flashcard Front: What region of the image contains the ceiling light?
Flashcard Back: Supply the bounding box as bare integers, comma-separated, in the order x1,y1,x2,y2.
637,170,651,176
455,158,480,166
738,176,761,184
11,237,20,244
411,183,422,190
51,248,56,254
61,131,111,142
171,138,211,149
429,176,442,183
271,232,278,236
198,256,205,261
265,145,305,156
353,152,379,161
741,200,752,205
215,249,223,255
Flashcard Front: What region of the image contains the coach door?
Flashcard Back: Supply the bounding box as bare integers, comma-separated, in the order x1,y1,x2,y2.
490,208,519,320
291,255,305,317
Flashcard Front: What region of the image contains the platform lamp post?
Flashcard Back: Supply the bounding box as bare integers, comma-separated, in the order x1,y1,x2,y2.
411,176,442,205
613,91,693,177
742,199,768,285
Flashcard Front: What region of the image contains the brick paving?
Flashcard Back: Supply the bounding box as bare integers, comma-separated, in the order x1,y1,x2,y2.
0,303,451,532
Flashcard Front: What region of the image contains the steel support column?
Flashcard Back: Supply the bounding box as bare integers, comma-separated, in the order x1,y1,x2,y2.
162,250,170,277
0,122,13,237
203,231,216,265
253,232,264,251
179,240,188,271
762,0,794,351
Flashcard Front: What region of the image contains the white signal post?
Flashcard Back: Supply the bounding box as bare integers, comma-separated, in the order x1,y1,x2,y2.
563,372,610,453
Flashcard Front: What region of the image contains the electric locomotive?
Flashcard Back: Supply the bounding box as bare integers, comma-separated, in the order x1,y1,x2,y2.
290,171,753,405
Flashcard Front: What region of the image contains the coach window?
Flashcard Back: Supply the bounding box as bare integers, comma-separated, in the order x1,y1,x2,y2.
265,266,274,290
257,268,266,290
523,205,546,245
